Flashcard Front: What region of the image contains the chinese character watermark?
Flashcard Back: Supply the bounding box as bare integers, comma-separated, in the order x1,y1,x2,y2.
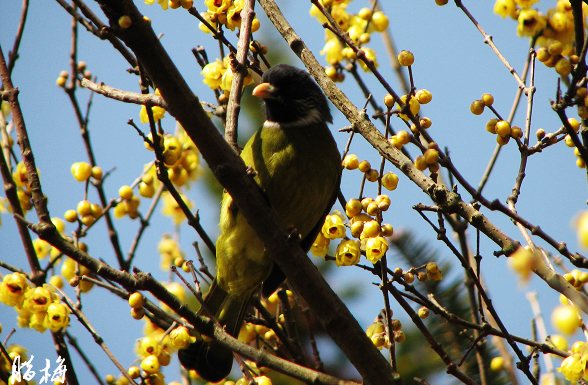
11,355,67,384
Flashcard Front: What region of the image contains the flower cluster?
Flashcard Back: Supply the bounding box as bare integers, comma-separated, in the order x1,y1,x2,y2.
201,55,253,94
0,273,70,333
398,262,444,284
113,125,200,224
198,0,261,32
494,0,588,76
310,0,389,78
365,315,405,349
134,331,173,384
112,284,196,384
310,154,398,265
470,93,527,146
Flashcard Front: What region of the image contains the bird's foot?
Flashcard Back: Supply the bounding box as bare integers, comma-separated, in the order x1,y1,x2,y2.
245,166,257,177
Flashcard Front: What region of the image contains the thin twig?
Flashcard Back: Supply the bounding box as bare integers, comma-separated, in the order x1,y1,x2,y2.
6,0,30,76
224,0,256,151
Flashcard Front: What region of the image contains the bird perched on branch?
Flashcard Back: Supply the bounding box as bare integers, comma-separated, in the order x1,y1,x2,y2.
178,64,341,381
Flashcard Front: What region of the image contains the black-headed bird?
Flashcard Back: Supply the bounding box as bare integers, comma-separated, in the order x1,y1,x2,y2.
179,64,341,381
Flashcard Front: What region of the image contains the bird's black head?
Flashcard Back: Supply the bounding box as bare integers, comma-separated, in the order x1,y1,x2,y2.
252,64,332,125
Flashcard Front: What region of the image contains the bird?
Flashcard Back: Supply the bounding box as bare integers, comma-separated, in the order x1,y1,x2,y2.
178,64,342,381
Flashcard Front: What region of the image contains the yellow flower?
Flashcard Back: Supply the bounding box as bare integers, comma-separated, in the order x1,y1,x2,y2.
33,238,52,259
220,67,234,92
22,285,55,313
161,192,193,225
517,9,546,37
309,4,328,23
359,47,378,72
331,3,350,30
199,11,218,33
366,320,390,349
311,233,330,257
226,0,244,30
321,38,344,65
201,60,226,90
365,236,388,263
494,0,516,18
335,239,361,266
576,211,588,248
0,272,29,307
140,105,166,124
158,234,184,271
205,0,231,14
169,326,192,349
508,246,537,282
45,302,70,332
515,0,539,8
145,0,168,10
162,136,183,167
371,11,389,32
552,304,582,335
548,10,571,32
559,352,587,382
321,213,346,239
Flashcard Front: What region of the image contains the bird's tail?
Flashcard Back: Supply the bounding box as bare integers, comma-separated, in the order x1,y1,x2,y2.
178,280,251,382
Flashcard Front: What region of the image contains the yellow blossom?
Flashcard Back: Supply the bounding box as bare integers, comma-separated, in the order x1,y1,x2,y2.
559,352,587,382
201,60,226,90
517,9,546,37
226,0,244,30
161,192,193,225
330,3,350,30
199,11,218,33
158,234,184,271
145,0,169,10
220,67,234,92
311,233,330,257
45,302,70,332
365,236,388,263
321,38,344,65
140,105,166,124
576,211,588,248
0,272,29,307
321,213,346,239
552,304,582,335
508,246,537,282
515,0,539,8
359,47,378,72
494,0,517,18
335,239,361,266
205,0,231,15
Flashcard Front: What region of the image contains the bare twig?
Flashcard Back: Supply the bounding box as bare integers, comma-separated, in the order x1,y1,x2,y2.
6,0,30,75
224,0,256,150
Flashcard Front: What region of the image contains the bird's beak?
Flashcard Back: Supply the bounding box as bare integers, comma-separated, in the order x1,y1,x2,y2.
252,82,277,99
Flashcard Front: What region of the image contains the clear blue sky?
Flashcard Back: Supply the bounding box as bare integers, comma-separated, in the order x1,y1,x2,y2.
1,1,586,383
